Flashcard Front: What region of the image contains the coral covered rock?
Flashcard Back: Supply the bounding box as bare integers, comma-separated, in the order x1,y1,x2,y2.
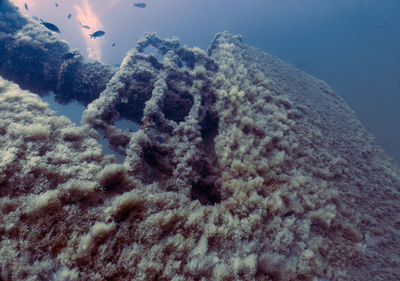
0,1,400,280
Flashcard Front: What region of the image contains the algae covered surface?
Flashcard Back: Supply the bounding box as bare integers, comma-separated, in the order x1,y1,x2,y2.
1,0,400,280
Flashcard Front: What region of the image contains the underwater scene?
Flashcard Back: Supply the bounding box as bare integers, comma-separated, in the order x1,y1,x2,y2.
0,0,399,280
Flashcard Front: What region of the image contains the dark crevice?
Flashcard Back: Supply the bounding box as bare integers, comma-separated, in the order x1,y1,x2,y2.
161,91,193,123
115,87,153,125
200,111,219,140
143,145,173,176
176,49,196,69
191,179,221,205
190,156,222,205
199,111,220,183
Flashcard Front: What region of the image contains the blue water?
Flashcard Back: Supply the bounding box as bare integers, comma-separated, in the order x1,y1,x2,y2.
16,0,400,164
41,92,85,125
42,92,138,162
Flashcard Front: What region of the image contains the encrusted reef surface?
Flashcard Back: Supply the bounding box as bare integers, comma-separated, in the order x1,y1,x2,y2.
1,1,400,280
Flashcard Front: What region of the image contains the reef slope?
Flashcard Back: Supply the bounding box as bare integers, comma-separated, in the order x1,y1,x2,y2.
1,1,400,280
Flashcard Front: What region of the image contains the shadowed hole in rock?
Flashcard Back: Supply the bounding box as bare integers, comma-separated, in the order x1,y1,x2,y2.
199,111,219,170
161,90,194,123
143,145,173,176
115,88,153,125
200,111,219,141
176,48,196,69
310,219,329,236
191,180,221,205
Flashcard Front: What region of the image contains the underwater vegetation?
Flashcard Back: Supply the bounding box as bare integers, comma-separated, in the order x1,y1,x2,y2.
0,0,399,280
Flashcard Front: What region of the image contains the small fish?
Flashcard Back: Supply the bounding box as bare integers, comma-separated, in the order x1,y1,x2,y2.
89,30,105,39
24,3,29,11
67,14,72,19
40,19,61,33
32,16,39,21
81,25,90,29
133,2,146,8
62,50,79,60
55,3,58,7
112,43,116,47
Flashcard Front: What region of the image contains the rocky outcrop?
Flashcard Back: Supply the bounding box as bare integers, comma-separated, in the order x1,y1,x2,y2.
1,1,399,280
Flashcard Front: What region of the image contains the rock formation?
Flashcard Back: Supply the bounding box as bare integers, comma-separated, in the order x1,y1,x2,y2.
1,1,399,280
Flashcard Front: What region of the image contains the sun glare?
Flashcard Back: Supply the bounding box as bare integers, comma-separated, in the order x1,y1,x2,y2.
74,0,104,61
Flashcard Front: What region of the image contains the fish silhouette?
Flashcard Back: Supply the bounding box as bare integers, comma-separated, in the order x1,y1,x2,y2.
133,2,146,8
89,30,105,39
40,19,61,33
